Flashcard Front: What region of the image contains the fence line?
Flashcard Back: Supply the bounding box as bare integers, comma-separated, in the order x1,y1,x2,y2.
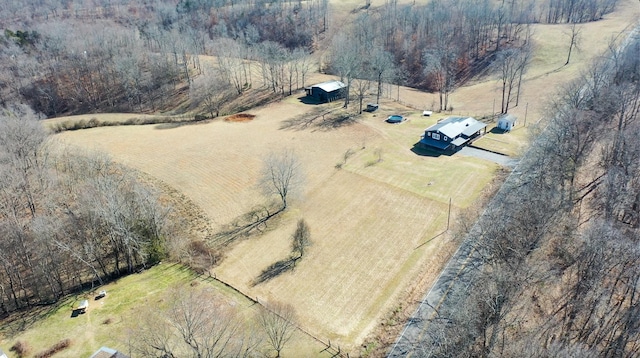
201,272,348,358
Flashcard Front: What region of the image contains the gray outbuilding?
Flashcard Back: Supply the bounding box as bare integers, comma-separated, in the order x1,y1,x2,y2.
497,114,517,132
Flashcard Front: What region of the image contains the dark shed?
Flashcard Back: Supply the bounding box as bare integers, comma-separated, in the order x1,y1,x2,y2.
305,80,347,103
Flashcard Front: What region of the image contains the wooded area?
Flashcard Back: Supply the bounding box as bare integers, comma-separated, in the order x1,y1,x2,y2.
0,0,620,116
0,105,173,314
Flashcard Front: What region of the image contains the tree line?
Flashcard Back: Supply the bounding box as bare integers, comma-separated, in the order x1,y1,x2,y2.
0,0,620,118
325,0,617,113
0,105,175,315
415,33,639,357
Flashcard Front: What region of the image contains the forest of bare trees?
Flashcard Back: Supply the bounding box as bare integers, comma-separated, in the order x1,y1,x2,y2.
0,0,330,116
324,0,612,112
0,105,174,314
1,0,620,117
417,34,640,357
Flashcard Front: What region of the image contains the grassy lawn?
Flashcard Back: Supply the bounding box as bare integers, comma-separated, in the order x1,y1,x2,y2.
473,123,531,157
351,106,500,208
0,263,327,357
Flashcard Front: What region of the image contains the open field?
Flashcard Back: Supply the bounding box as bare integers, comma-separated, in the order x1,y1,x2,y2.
9,0,639,355
51,94,498,351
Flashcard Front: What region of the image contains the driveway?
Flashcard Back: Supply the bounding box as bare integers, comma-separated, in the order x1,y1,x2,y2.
459,146,518,167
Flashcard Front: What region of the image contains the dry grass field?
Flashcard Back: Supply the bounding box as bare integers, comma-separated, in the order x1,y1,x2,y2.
53,93,498,351
20,0,640,355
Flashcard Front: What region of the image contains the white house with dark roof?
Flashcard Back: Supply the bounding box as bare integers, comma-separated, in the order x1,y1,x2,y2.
419,116,487,151
305,80,346,103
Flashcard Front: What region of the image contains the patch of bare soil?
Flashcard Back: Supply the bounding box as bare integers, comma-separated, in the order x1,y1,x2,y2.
225,113,256,122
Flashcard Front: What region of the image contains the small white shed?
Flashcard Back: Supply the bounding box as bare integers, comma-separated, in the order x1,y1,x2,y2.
497,114,517,131
0,347,8,358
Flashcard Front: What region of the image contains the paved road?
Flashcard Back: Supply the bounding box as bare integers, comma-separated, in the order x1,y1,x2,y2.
387,224,481,357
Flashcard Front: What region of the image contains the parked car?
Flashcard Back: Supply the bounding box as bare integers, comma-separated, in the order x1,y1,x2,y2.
95,290,106,299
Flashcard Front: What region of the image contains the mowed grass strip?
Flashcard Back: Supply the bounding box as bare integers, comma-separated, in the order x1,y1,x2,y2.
0,264,196,357
214,169,451,346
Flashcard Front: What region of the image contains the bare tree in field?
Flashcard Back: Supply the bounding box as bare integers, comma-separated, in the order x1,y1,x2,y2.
215,39,249,95
565,22,582,65
495,47,531,113
258,302,296,358
369,46,395,104
351,75,371,114
259,149,304,211
292,48,314,90
130,286,261,357
291,219,311,259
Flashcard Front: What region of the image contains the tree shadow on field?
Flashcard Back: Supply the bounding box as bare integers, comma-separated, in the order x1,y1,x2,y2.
1,299,70,337
280,107,357,131
211,204,283,248
252,257,298,286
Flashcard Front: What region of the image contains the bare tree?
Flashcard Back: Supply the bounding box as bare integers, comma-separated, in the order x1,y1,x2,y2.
130,286,261,358
190,71,235,118
259,149,304,211
565,22,582,65
369,46,395,104
495,47,531,113
423,42,458,112
330,33,361,109
351,75,371,114
0,104,48,219
291,219,311,259
258,302,296,358
215,39,249,94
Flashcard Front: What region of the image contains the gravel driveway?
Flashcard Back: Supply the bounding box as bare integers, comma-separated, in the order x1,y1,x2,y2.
458,146,519,167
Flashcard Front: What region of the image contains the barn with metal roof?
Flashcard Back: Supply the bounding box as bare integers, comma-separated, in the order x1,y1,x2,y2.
305,80,346,103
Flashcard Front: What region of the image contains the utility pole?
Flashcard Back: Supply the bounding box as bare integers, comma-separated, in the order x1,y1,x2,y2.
447,197,452,230
524,102,528,127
